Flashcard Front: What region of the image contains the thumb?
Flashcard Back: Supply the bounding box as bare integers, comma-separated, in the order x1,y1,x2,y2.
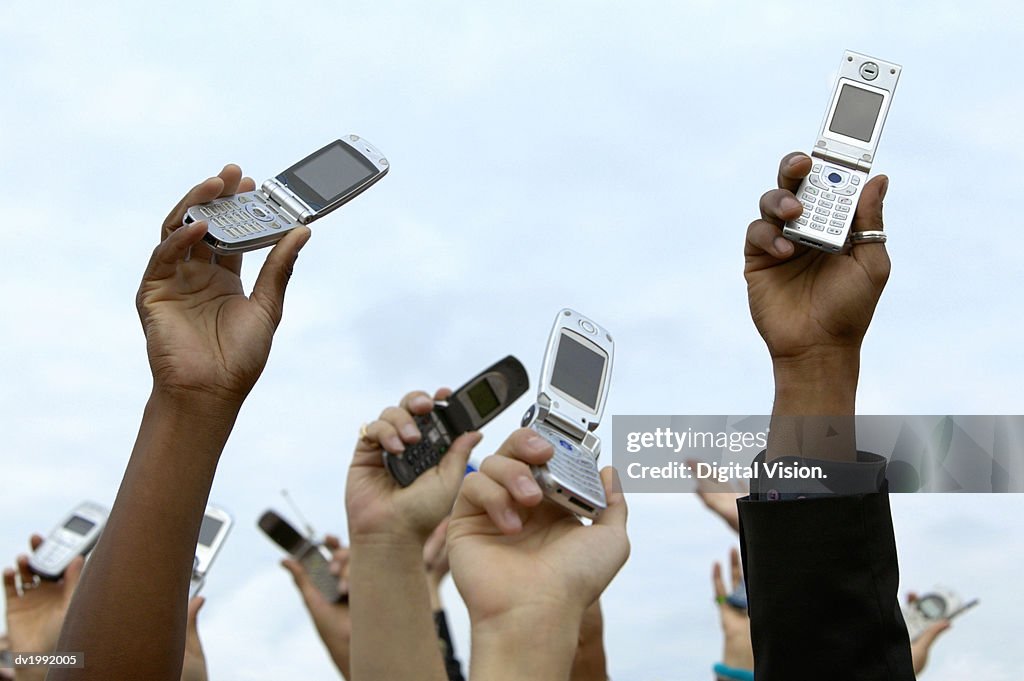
282,558,319,606
250,226,312,327
187,596,206,628
850,174,891,287
436,431,481,489
594,467,629,532
62,556,86,599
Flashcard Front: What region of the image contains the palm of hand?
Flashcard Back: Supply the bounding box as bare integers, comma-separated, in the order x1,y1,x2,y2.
449,504,627,624
746,251,883,357
346,454,460,540
138,262,275,401
6,582,69,654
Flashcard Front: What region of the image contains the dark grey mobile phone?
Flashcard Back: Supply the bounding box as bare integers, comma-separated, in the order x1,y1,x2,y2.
258,510,345,604
383,356,529,487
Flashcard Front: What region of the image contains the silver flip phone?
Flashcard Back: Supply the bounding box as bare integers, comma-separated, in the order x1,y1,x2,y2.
28,501,108,580
190,504,233,598
183,136,389,255
783,51,901,253
521,309,614,519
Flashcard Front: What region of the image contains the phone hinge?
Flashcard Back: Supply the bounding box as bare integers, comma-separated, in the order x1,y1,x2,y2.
811,147,872,172
262,179,315,224
541,410,589,443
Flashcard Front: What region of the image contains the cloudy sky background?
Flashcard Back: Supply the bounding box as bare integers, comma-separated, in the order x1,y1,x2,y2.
1,1,1022,679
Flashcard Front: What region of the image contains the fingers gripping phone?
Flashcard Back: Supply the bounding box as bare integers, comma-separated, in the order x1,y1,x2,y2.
521,309,614,520
384,356,530,487
783,51,901,253
903,588,979,641
258,510,346,604
190,504,233,598
183,136,389,255
28,501,109,580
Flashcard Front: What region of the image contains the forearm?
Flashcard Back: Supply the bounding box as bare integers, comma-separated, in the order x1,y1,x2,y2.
570,637,608,681
50,389,240,681
349,537,446,681
470,609,582,681
768,349,859,462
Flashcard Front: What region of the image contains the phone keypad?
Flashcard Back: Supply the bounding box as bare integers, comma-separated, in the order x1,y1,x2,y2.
533,427,604,499
793,166,862,233
402,413,450,476
198,197,291,240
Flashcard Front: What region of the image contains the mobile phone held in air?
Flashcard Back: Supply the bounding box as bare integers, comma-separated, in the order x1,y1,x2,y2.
28,501,109,580
384,356,530,487
783,51,901,253
521,309,614,520
183,136,389,255
258,509,346,604
903,588,979,641
189,504,233,598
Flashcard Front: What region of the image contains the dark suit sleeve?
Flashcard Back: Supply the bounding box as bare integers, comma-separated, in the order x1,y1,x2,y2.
737,486,915,681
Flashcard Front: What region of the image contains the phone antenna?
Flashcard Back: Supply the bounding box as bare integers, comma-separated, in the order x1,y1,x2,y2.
280,489,317,539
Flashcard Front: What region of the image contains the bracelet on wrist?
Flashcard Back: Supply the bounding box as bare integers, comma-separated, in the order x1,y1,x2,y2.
714,662,754,681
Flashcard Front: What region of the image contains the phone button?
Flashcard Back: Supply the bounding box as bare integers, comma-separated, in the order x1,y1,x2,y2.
579,319,596,334
245,204,276,223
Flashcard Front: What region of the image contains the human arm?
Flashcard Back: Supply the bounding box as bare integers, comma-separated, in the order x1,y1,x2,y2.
447,429,629,680
345,389,481,681
738,153,912,679
281,535,351,679
744,152,891,461
711,549,753,678
49,165,310,681
179,597,207,681
569,600,609,681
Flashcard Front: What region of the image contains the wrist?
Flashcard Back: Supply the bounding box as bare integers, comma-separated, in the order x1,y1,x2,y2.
471,607,583,680
148,383,245,423
772,347,859,416
769,348,859,462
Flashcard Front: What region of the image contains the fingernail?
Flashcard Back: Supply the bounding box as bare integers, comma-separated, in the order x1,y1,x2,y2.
526,435,548,452
788,154,808,168
503,508,522,530
773,237,793,256
515,475,541,499
411,395,433,410
780,196,801,213
386,435,405,453
400,423,420,440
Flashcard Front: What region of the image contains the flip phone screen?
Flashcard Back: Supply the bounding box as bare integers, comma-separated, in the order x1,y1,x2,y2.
63,516,96,535
551,332,606,410
829,85,884,141
284,141,381,208
198,517,225,547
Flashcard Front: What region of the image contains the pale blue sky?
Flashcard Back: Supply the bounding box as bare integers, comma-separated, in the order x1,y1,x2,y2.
1,2,1022,679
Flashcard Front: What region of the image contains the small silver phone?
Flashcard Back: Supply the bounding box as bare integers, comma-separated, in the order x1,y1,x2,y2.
903,588,978,641
183,136,389,255
28,501,108,580
521,309,614,519
190,504,233,598
783,51,901,253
